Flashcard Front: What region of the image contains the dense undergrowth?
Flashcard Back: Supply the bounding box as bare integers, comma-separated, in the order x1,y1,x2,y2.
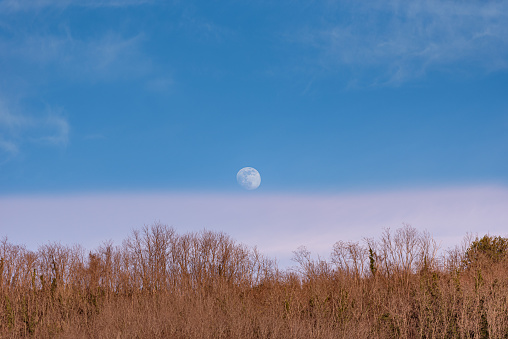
1,223,507,338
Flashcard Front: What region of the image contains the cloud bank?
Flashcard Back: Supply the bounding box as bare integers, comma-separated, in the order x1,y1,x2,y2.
1,185,507,267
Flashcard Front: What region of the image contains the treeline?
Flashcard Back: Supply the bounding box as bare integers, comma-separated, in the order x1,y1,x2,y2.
1,223,507,338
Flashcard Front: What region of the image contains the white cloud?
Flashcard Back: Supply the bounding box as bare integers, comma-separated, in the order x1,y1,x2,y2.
299,0,508,84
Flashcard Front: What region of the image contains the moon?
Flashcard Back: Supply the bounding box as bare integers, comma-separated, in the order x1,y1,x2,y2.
237,167,261,190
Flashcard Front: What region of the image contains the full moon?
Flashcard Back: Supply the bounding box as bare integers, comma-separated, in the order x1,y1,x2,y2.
236,167,261,190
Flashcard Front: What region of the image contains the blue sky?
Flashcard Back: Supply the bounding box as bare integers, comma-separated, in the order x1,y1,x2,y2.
1,0,507,265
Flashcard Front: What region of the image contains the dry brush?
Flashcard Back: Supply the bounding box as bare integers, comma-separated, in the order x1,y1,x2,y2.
1,223,507,338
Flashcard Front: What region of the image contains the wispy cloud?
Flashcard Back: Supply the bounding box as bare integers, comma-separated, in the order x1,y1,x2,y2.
145,77,174,92
0,0,155,12
0,100,29,129
0,98,69,156
3,32,151,81
34,113,70,146
0,138,18,154
298,0,508,84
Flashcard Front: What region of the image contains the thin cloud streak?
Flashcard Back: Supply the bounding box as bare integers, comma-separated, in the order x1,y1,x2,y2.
0,0,155,12
1,185,507,267
35,114,70,146
3,32,150,81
